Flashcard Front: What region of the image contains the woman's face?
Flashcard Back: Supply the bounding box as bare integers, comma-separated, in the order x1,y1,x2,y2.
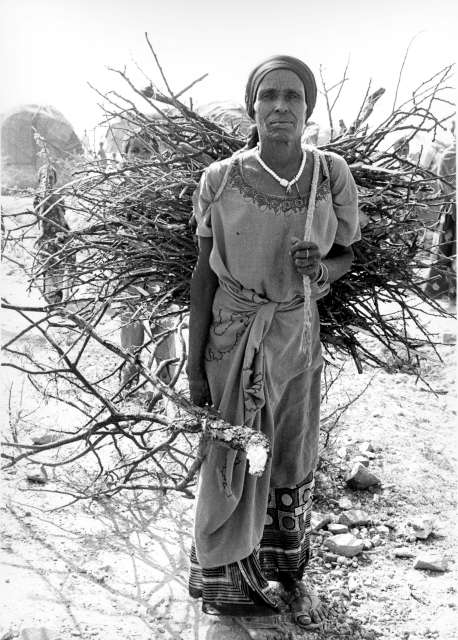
253,69,307,144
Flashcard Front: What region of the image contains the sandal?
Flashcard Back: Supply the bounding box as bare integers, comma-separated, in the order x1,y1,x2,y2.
282,580,326,632
232,613,299,640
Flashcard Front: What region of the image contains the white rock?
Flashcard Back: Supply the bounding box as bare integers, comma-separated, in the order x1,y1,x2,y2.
371,534,382,547
348,575,359,592
409,516,435,540
393,547,416,559
324,533,364,557
338,509,370,527
338,496,353,510
414,554,449,572
376,525,390,535
311,511,333,532
26,468,47,485
328,523,349,535
350,456,370,468
359,448,376,459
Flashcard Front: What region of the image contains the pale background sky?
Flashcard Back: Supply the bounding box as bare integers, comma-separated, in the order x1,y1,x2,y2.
0,0,456,145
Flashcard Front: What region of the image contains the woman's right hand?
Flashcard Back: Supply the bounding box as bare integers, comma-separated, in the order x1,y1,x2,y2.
188,373,212,407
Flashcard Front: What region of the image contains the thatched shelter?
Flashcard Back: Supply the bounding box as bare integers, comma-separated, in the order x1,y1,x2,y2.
1,104,82,188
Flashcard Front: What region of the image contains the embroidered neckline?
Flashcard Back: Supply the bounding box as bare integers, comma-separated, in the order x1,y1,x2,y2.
227,155,331,216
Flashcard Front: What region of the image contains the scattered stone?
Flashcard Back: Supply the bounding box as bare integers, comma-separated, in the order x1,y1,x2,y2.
328,523,349,535
372,494,380,503
324,533,364,557
376,524,390,535
362,539,373,550
338,509,370,527
414,554,449,572
346,464,381,490
338,496,353,510
371,535,382,547
409,516,435,540
359,448,376,459
1,631,15,640
348,575,359,592
25,466,48,485
359,441,375,453
350,456,370,468
311,512,333,532
393,547,416,559
323,552,338,563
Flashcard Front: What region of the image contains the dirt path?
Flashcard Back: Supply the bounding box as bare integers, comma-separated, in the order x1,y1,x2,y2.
1,195,457,640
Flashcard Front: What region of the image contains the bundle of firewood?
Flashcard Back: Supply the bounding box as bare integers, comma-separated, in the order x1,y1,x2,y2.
3,48,453,498
49,57,454,370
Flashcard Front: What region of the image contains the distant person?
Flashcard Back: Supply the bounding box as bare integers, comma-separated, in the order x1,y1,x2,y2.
97,141,107,168
425,123,456,306
117,133,176,389
33,166,73,304
81,129,91,157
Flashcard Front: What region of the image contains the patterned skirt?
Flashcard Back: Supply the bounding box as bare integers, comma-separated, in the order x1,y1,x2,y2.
189,472,314,612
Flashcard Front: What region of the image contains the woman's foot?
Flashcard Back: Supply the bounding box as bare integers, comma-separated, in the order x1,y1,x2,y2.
280,578,326,631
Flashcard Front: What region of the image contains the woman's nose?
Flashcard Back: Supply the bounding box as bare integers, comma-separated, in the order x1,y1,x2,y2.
273,95,288,111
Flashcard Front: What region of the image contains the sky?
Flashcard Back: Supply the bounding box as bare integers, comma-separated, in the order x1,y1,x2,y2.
0,0,456,146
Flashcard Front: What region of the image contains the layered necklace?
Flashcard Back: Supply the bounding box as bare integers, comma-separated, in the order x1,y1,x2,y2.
254,144,306,194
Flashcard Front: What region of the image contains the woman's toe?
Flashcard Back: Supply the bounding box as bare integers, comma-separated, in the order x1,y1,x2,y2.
296,613,312,626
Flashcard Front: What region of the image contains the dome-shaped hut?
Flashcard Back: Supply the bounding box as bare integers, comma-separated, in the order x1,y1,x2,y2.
1,104,82,188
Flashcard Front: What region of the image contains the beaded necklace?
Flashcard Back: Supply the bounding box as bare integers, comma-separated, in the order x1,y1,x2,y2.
254,145,306,194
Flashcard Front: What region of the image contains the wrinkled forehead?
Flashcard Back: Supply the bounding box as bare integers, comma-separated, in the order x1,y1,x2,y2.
256,69,305,95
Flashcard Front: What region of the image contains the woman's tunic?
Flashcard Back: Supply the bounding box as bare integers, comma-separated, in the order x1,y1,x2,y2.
193,150,360,569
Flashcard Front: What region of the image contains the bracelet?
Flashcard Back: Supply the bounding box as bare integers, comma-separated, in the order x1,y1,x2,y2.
314,261,329,287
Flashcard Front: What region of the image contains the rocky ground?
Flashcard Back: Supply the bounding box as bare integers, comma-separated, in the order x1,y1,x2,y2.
1,195,457,640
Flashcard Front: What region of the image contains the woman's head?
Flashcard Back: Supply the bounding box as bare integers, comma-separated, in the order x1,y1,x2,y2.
244,55,317,147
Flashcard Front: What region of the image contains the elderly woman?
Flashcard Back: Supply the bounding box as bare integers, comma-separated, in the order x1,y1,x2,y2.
187,55,360,638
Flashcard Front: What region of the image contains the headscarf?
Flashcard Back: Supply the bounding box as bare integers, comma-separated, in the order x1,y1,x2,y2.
245,55,317,122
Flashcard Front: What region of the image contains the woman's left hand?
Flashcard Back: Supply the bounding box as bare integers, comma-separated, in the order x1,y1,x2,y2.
290,238,321,280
